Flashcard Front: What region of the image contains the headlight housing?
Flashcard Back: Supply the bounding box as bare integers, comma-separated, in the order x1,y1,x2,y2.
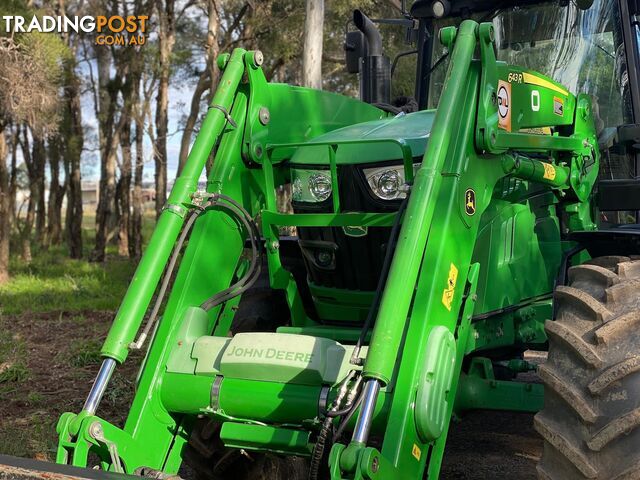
292,168,332,203
363,164,420,200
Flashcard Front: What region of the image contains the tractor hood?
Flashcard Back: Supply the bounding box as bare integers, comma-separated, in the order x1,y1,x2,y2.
289,109,436,166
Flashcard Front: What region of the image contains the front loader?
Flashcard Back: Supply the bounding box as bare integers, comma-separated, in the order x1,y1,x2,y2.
33,1,640,479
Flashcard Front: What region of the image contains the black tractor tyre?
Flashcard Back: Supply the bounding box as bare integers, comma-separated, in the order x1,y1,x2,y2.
183,420,308,480
535,256,640,480
182,268,309,480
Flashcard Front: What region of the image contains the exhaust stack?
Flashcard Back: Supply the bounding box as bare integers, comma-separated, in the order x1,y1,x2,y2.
353,9,391,105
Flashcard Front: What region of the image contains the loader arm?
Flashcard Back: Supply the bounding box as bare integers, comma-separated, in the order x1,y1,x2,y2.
55,19,599,480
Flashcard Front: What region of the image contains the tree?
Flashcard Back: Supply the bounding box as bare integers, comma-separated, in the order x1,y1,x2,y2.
55,0,84,259
177,0,222,174
154,0,176,218
117,75,133,257
0,128,9,284
61,44,84,259
302,0,324,89
0,27,64,281
46,135,66,247
90,37,120,262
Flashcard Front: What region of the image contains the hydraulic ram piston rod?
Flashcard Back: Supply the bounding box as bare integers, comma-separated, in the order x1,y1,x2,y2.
82,358,116,415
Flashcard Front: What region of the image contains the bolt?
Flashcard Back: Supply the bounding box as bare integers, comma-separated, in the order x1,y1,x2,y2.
271,240,280,251
254,143,263,158
259,107,270,125
371,456,379,473
89,422,103,439
253,50,264,67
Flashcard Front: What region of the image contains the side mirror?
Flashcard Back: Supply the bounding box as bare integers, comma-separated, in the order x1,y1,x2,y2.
345,30,367,74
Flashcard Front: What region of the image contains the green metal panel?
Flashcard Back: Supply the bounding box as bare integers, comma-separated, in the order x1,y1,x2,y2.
220,423,312,456
455,358,544,413
289,110,435,166
414,326,457,442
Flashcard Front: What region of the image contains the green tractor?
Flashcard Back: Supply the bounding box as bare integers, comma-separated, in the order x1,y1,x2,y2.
47,0,640,478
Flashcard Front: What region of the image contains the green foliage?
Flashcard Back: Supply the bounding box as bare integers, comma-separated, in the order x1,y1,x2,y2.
66,339,103,368
0,246,136,314
0,318,29,398
0,0,70,136
0,362,29,384
0,416,57,459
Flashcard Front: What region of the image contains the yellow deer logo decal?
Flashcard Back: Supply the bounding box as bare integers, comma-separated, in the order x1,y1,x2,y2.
465,188,476,216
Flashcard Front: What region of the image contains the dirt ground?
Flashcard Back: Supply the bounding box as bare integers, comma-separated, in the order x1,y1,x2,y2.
441,410,541,479
0,310,543,478
0,311,143,460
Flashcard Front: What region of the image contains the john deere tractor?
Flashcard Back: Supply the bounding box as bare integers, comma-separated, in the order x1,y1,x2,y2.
44,0,640,478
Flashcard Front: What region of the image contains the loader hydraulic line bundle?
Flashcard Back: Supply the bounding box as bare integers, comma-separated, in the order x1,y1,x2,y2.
38,0,640,478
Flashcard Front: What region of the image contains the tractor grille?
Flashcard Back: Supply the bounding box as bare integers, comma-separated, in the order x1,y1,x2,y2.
293,165,399,291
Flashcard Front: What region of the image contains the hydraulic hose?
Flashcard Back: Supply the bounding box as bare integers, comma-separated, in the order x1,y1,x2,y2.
130,205,209,350
131,192,262,347
200,194,263,311
309,372,361,480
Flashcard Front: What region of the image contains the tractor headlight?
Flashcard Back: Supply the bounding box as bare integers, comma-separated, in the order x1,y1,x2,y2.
292,169,332,203
363,164,420,201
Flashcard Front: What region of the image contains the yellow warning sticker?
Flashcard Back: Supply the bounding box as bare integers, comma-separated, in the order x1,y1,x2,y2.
542,162,556,181
412,443,422,461
442,263,458,311
519,126,552,135
553,96,564,116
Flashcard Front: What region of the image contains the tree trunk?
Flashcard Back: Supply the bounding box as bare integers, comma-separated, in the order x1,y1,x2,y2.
57,0,83,259
302,0,324,89
0,127,10,284
46,137,65,246
177,70,209,175
91,45,118,262
130,75,144,260
63,57,84,259
8,128,18,229
206,0,220,102
154,0,176,218
118,115,132,257
19,128,35,263
32,134,46,248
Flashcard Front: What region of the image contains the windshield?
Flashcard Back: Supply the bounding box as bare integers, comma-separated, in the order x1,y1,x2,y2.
429,0,633,142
